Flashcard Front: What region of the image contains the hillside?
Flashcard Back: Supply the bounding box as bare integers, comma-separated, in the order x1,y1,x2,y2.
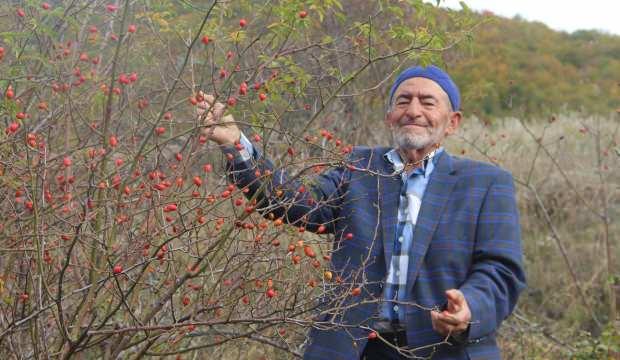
446,11,620,118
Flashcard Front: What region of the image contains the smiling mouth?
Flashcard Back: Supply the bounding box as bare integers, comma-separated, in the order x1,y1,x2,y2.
401,124,428,128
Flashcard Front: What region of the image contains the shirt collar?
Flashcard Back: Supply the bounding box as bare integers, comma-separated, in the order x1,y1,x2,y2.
384,147,443,178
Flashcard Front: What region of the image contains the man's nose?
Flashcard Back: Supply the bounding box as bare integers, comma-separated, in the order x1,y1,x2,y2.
405,98,423,119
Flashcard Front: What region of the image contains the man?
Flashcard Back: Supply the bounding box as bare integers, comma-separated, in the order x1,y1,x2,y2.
197,65,526,359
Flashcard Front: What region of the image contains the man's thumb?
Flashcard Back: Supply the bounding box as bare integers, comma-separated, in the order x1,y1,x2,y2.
445,289,463,311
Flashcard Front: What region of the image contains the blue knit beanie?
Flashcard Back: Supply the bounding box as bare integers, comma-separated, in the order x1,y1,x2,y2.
388,65,460,111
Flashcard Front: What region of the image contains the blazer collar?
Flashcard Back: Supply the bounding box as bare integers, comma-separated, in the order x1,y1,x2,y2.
432,149,456,176
405,150,458,294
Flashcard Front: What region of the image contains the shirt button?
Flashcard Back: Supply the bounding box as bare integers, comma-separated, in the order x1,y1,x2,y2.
393,305,399,312
398,236,404,243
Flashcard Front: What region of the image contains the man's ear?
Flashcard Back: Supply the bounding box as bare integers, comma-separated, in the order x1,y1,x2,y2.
445,111,462,136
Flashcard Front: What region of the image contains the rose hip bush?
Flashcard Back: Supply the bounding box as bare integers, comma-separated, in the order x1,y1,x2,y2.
0,1,469,357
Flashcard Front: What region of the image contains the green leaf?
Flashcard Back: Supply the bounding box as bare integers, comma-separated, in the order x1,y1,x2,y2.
459,1,471,12
387,6,404,18
321,35,333,44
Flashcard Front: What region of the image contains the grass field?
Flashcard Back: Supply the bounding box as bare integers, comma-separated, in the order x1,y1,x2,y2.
451,114,619,359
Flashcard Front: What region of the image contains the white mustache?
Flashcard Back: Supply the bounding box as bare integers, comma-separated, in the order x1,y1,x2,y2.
397,116,429,127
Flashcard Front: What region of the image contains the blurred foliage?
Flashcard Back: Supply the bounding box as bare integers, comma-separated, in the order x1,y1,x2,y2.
572,325,620,359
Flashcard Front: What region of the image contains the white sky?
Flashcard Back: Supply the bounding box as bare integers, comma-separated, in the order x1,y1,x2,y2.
434,0,620,36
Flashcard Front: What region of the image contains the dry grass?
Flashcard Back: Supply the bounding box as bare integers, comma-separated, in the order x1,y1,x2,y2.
449,114,619,359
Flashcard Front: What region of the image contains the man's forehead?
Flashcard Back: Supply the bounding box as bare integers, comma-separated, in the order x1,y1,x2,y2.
392,77,448,98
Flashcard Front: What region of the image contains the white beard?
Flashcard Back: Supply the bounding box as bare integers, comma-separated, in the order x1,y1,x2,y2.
392,125,444,150
393,130,431,150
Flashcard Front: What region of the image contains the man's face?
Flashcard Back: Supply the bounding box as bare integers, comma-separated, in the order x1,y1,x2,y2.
385,77,461,151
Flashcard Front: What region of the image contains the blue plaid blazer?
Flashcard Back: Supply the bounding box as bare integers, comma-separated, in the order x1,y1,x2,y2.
227,145,526,360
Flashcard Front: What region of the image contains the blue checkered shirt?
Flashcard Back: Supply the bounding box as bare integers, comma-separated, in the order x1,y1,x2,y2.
380,147,443,322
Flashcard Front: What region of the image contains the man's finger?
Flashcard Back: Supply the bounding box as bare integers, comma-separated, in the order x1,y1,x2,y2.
431,311,456,336
433,311,459,327
196,98,227,124
430,311,443,333
446,289,464,303
203,93,215,104
434,309,470,329
193,91,240,145
436,311,461,326
445,289,465,313
432,316,466,336
441,305,472,325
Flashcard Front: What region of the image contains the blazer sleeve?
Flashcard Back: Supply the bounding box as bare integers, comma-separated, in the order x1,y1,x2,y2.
221,142,351,234
459,170,527,341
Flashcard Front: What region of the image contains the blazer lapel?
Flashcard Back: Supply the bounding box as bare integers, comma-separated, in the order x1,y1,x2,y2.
406,151,458,294
378,153,402,272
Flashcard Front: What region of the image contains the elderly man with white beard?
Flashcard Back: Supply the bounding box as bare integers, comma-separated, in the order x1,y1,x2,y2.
197,65,526,360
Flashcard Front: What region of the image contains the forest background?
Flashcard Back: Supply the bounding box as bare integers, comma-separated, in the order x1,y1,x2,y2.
0,0,618,359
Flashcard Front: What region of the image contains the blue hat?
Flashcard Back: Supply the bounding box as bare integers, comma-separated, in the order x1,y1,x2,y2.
388,65,460,111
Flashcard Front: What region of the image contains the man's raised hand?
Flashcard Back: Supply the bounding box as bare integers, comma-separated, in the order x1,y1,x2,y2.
196,91,240,146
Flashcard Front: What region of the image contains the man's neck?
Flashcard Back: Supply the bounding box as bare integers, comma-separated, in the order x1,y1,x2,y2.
397,144,439,171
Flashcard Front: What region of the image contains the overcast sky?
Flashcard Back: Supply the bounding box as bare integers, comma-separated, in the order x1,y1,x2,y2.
435,0,620,36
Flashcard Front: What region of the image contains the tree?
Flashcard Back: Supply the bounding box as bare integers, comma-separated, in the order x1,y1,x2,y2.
0,1,473,357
